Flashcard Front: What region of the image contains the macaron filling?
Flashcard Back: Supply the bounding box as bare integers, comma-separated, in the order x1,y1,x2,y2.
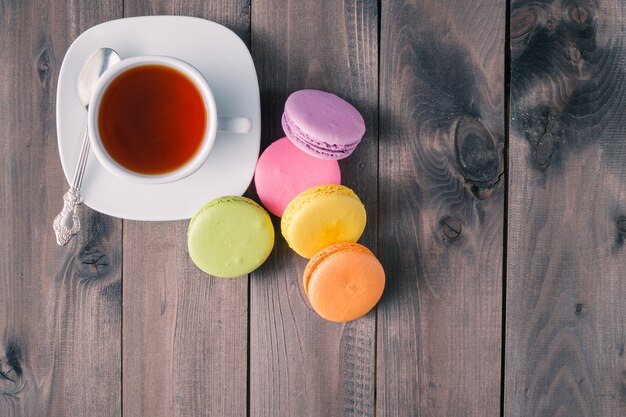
282,111,360,158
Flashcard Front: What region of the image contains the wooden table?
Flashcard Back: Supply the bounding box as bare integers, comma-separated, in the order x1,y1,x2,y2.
2,0,625,416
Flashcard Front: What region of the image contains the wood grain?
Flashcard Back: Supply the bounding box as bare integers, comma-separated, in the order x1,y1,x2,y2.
505,0,626,415
249,1,379,416
3,0,626,414
377,0,505,415
120,1,250,417
0,1,123,416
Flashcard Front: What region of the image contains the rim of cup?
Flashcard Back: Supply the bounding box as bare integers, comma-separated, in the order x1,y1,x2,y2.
87,55,218,184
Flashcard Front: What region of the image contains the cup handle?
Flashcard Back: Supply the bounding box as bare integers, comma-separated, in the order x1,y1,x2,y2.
217,117,252,134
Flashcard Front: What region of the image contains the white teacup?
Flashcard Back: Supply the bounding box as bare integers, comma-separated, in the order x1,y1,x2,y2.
88,55,249,184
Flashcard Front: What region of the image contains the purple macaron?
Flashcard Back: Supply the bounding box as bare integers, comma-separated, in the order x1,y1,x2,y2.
281,89,366,160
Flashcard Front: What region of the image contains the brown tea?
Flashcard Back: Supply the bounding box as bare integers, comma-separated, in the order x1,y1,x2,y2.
98,65,207,175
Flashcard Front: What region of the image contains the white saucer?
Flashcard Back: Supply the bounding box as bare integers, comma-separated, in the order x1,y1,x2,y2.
56,16,260,220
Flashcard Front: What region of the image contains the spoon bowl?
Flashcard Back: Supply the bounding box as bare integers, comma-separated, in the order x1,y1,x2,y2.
78,48,121,107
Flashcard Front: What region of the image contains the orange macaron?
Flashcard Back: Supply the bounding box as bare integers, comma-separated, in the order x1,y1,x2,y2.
303,242,385,322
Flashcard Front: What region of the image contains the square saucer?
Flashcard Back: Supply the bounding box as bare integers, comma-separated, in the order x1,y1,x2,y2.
56,16,260,220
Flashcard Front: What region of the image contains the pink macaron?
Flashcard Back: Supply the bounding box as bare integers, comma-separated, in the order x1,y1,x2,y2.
281,89,366,160
254,137,341,217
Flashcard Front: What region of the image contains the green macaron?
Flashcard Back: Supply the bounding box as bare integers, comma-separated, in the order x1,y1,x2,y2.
188,196,275,278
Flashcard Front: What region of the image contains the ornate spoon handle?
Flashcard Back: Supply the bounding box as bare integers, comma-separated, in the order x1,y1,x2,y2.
53,129,89,246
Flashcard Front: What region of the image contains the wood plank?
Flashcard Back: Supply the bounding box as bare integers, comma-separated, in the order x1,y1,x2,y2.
377,0,505,415
505,1,626,415
249,1,379,415
121,1,250,416
0,1,123,416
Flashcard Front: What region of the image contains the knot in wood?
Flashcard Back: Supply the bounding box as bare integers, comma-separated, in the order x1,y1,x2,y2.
617,216,626,234
534,132,554,167
569,45,582,63
575,303,583,314
0,341,23,393
455,117,499,186
440,217,462,241
75,248,109,278
564,3,594,29
37,49,52,82
0,357,19,385
511,7,536,39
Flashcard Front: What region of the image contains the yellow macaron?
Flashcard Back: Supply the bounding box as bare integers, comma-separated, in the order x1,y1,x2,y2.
281,184,366,258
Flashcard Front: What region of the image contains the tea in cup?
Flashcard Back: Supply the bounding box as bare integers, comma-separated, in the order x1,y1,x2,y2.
88,55,247,184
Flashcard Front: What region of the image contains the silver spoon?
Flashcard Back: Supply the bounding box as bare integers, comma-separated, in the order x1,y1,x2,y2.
53,47,121,246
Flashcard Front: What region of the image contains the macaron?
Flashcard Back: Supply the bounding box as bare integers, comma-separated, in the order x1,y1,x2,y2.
254,137,341,217
281,184,366,258
304,242,385,322
281,89,366,160
188,196,274,278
